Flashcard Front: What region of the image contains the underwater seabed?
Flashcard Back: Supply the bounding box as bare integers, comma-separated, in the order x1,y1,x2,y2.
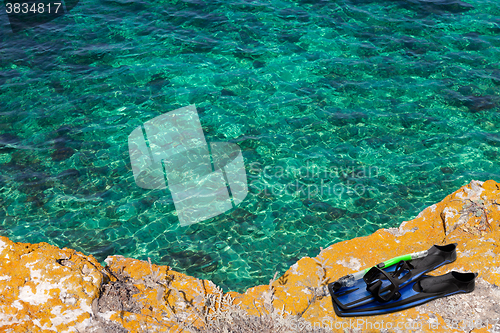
1,0,500,293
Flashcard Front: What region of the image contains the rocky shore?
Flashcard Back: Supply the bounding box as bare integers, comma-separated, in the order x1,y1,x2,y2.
1,180,499,332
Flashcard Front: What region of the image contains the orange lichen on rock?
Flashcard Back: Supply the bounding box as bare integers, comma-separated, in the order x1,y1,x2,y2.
93,254,231,332
0,238,106,332
1,179,499,332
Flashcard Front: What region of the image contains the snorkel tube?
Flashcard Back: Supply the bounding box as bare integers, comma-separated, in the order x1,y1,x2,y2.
318,249,429,297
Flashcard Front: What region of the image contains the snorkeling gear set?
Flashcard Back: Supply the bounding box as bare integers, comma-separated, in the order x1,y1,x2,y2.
323,243,477,317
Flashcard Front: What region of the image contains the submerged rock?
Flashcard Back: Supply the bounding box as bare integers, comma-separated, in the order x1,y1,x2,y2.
394,0,474,15
443,89,498,112
252,60,265,68
221,88,237,96
25,193,47,208
354,197,378,210
463,95,497,112
230,207,257,223
16,171,52,195
51,147,76,161
0,133,21,153
277,8,310,22
161,249,218,275
440,166,454,174
146,73,170,89
325,207,347,220
324,110,368,127
56,168,81,188
418,0,474,14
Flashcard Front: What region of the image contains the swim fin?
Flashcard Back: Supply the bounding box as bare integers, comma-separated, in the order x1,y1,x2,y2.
333,271,477,317
329,243,457,311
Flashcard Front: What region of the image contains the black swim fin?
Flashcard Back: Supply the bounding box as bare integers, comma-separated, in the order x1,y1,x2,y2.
333,271,477,317
329,243,457,311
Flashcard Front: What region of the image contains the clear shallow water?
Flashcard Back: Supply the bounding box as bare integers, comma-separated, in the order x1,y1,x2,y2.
0,0,499,292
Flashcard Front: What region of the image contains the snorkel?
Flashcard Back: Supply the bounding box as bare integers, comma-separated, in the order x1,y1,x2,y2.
318,249,429,297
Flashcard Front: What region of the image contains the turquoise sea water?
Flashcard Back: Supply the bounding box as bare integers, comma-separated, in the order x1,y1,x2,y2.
1,0,499,292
